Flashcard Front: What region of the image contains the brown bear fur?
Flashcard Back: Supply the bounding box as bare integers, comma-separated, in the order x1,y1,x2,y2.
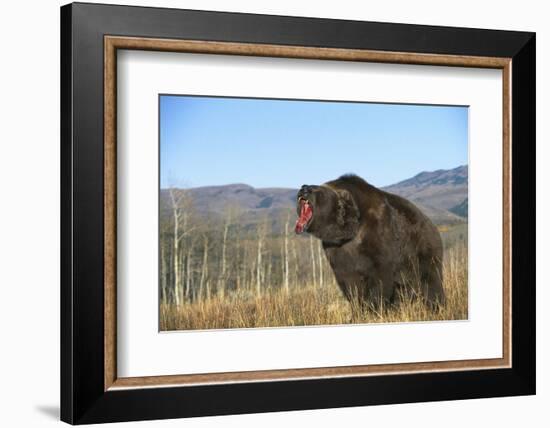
296,174,445,310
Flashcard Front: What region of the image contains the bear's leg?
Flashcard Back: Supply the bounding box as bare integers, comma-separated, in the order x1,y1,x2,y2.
420,257,446,309
335,280,366,322
336,281,379,319
337,275,395,320
361,273,395,314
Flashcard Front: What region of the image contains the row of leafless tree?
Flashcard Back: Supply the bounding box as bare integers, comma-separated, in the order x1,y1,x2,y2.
160,188,336,306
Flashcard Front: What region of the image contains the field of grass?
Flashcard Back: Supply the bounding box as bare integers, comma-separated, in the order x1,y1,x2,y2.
160,236,468,331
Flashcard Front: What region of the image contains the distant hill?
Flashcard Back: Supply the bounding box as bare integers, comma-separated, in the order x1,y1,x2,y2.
185,184,296,214
449,198,468,218
161,166,468,227
382,165,467,210
382,165,467,224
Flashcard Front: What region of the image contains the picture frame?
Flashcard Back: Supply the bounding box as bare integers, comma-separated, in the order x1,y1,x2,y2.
60,2,535,424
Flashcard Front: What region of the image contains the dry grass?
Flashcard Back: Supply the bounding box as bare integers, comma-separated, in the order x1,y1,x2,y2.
160,244,468,331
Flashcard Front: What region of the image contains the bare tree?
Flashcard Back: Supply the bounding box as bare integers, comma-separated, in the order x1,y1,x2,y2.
167,186,196,306
160,239,167,303
221,216,230,277
234,221,242,292
248,239,255,291
255,217,269,295
291,236,299,287
218,209,233,298
317,240,324,288
283,214,290,293
199,234,209,300
185,245,193,300
168,188,183,306
309,235,317,286
256,237,263,296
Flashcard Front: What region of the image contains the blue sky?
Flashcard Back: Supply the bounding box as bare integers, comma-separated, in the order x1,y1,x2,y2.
160,95,468,189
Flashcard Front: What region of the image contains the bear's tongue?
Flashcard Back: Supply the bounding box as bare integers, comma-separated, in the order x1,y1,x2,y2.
295,200,313,234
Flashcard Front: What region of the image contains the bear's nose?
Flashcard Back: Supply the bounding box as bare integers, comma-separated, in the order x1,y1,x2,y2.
299,185,312,198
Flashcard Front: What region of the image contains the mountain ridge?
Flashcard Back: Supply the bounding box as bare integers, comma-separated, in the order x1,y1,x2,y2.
161,165,468,226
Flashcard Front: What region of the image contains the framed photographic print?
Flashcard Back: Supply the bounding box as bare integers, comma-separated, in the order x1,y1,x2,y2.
60,2,535,424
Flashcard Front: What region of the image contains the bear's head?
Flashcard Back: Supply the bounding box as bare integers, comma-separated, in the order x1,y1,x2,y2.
295,183,360,245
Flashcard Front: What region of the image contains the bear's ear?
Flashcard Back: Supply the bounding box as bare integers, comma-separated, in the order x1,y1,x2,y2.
335,189,360,229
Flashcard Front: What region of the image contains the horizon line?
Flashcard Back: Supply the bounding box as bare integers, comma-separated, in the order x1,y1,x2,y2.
160,164,468,191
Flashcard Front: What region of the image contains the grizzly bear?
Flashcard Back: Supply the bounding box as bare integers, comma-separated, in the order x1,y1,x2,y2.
295,174,445,309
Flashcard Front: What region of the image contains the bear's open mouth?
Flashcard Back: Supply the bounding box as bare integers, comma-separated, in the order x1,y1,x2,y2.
295,197,313,234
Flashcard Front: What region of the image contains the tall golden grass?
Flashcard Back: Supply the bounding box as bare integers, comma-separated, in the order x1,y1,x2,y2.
160,243,467,331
